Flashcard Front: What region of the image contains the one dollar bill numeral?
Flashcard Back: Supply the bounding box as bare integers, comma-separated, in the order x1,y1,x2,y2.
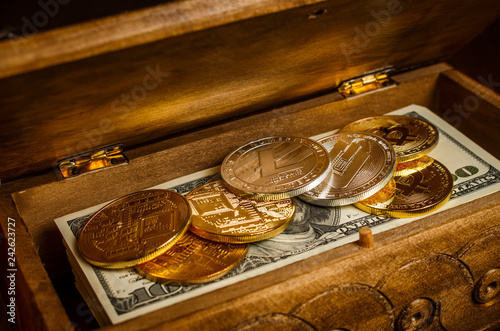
452,166,479,181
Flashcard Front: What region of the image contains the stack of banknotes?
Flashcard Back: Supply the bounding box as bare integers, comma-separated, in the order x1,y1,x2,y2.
55,105,500,326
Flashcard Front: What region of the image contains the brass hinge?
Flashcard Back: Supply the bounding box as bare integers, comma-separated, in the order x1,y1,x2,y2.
338,69,396,97
58,145,127,179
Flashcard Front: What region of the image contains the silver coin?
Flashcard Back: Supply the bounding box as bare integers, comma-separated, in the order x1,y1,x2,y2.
300,132,396,206
221,136,330,201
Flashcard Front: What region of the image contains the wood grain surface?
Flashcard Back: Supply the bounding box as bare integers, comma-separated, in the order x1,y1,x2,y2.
0,196,70,331
0,0,327,79
1,0,173,39
449,19,500,93
1,0,499,182
436,70,500,161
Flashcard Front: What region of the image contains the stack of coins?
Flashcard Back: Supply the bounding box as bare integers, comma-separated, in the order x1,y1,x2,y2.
76,139,307,283
187,180,296,244
77,115,453,285
338,116,439,176
78,189,249,284
298,132,396,207
221,136,331,201
338,115,453,218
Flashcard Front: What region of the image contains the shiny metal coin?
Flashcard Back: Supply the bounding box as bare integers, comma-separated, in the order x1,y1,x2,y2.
354,158,453,218
394,155,434,176
339,115,439,163
357,178,396,205
221,136,330,201
187,180,295,243
135,231,248,284
300,132,396,206
78,190,191,269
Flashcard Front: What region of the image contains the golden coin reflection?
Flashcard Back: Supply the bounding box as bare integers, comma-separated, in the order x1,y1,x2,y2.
78,190,191,269
187,180,295,243
339,115,438,163
354,159,453,218
135,231,248,284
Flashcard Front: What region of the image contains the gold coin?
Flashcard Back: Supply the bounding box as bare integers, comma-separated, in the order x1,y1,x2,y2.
299,133,396,206
78,190,191,269
394,155,434,176
339,115,439,163
135,231,248,284
221,136,330,201
186,180,295,243
357,178,396,205
354,158,453,218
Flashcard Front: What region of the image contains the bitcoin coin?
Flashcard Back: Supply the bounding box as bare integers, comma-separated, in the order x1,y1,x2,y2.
187,180,295,243
395,155,434,176
339,115,438,163
357,178,396,205
135,231,248,284
354,158,453,218
300,133,396,206
221,136,330,200
78,190,191,269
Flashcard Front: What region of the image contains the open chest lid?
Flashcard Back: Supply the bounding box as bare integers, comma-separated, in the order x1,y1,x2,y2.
0,0,499,183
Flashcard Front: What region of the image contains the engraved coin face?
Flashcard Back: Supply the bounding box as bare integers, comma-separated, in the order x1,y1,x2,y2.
354,158,453,218
135,231,248,284
78,190,191,269
300,133,396,206
221,137,330,200
186,180,295,243
339,115,439,163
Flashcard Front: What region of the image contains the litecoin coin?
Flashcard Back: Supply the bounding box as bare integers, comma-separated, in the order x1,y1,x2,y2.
135,231,248,284
354,158,453,218
221,136,330,200
187,180,295,243
300,132,396,206
78,190,191,269
339,115,439,163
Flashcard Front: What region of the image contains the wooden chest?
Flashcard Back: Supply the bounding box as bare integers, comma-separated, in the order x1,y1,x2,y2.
1,1,499,330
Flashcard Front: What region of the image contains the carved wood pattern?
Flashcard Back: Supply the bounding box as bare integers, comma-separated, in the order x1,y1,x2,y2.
229,313,315,331
231,226,500,330
290,283,394,330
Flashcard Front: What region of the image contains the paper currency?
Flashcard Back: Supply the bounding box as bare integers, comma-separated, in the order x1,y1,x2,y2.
55,105,500,325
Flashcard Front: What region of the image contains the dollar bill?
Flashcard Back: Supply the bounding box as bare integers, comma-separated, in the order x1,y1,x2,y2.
55,105,500,325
